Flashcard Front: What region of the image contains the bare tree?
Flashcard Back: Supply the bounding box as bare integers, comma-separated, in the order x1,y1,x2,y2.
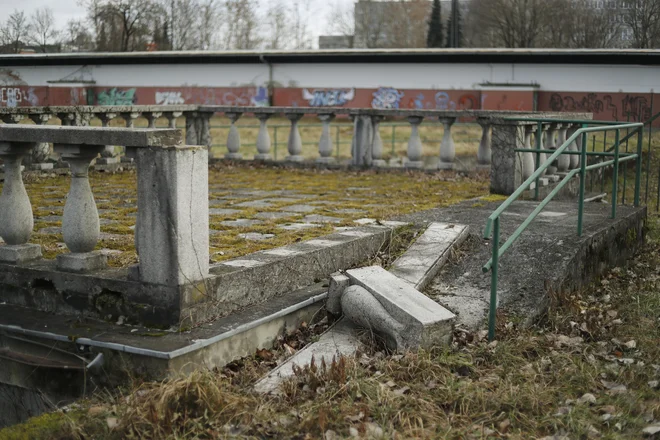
1,10,30,54
625,0,660,48
28,8,59,52
94,0,162,51
199,0,219,49
264,0,289,49
290,0,313,49
222,0,261,50
64,19,95,52
468,0,549,48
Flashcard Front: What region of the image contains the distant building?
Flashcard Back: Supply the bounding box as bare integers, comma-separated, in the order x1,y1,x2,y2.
319,0,470,49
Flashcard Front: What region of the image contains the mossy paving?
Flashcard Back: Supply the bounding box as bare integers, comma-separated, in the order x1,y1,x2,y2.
21,164,489,268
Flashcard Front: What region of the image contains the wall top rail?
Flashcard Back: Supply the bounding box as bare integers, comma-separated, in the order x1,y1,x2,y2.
0,125,182,147
0,105,197,116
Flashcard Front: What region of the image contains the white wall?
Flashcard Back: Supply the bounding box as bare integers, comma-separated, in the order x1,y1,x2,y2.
4,61,659,93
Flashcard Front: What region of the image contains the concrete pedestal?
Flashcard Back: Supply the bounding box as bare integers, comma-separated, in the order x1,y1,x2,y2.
57,251,107,273
0,244,42,264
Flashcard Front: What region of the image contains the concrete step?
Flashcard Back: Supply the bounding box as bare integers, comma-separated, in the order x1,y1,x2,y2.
255,222,468,394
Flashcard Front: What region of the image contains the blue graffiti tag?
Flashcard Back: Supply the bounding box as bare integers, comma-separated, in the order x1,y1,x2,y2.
251,86,269,107
302,88,355,107
372,87,405,109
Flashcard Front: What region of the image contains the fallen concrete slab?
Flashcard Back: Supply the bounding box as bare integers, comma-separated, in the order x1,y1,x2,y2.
254,318,361,394
389,222,469,290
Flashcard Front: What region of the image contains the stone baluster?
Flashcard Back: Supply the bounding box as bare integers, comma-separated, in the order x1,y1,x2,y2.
0,142,42,263
57,113,74,126
476,119,491,169
54,144,107,272
536,124,548,177
225,112,243,160
184,112,198,145
144,112,163,129
96,112,120,165
567,125,580,169
164,111,182,129
27,114,54,170
285,113,304,162
198,112,212,152
254,113,272,161
406,116,424,169
438,117,456,169
317,114,336,164
520,125,536,182
120,112,140,164
556,124,570,174
371,115,386,168
545,124,558,177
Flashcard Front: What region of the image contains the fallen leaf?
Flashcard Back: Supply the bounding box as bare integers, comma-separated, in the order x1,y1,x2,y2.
578,393,597,405
601,380,627,394
394,386,411,396
106,417,119,429
642,425,660,436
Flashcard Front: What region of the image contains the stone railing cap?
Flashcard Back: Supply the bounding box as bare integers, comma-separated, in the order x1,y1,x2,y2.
0,125,182,147
0,105,197,115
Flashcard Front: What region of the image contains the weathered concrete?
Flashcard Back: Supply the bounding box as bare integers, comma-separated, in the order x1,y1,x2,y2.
389,222,469,289
345,266,456,349
134,145,209,286
327,272,350,315
398,199,646,329
254,318,362,394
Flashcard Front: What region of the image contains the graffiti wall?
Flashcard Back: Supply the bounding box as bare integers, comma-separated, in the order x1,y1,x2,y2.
538,92,660,124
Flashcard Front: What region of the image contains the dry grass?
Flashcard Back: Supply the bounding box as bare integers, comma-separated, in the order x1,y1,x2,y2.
7,213,660,439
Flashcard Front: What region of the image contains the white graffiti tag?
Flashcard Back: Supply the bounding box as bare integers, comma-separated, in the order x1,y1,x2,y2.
1,88,23,107
155,91,185,105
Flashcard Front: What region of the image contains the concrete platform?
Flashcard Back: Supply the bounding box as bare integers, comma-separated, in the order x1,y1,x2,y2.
398,200,646,329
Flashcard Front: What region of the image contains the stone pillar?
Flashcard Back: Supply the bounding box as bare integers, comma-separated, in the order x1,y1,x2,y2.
371,115,387,167
406,116,424,169
317,114,336,165
185,112,198,145
254,113,272,161
164,111,182,129
438,117,456,170
567,125,580,169
27,114,54,170
54,144,107,273
96,112,120,165
476,119,491,169
285,113,304,162
134,145,209,286
520,125,536,181
0,142,42,263
490,122,526,195
144,112,163,129
556,124,570,174
225,112,243,160
351,115,374,167
120,112,140,164
198,112,212,153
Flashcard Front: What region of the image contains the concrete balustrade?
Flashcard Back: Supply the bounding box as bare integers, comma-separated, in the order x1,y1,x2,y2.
317,114,336,164
438,117,456,170
0,106,594,196
536,124,548,177
255,113,272,161
225,112,243,160
521,125,536,182
567,125,580,169
371,115,386,167
0,142,41,263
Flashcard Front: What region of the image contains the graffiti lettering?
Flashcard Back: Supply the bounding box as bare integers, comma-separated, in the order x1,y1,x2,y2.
1,87,23,107
96,88,137,106
372,87,405,109
155,91,185,105
251,87,269,107
548,92,652,122
302,88,355,107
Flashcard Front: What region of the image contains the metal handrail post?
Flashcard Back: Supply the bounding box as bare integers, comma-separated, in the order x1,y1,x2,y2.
488,217,500,342
645,99,654,204
578,130,588,236
612,129,620,219
635,127,643,207
623,113,631,205
534,121,542,201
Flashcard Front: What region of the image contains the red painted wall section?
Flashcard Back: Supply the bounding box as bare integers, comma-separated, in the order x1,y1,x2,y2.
0,85,657,127
538,91,660,124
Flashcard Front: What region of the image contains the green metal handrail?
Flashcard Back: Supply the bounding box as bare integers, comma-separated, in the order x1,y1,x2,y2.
482,121,644,341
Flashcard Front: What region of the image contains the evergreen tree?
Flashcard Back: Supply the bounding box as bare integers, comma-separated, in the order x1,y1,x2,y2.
426,0,443,48
446,0,463,48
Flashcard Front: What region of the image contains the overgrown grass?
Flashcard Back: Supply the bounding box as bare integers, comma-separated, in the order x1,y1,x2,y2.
7,212,660,439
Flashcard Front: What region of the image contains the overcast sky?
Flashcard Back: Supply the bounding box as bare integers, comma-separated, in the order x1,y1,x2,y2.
4,0,355,45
